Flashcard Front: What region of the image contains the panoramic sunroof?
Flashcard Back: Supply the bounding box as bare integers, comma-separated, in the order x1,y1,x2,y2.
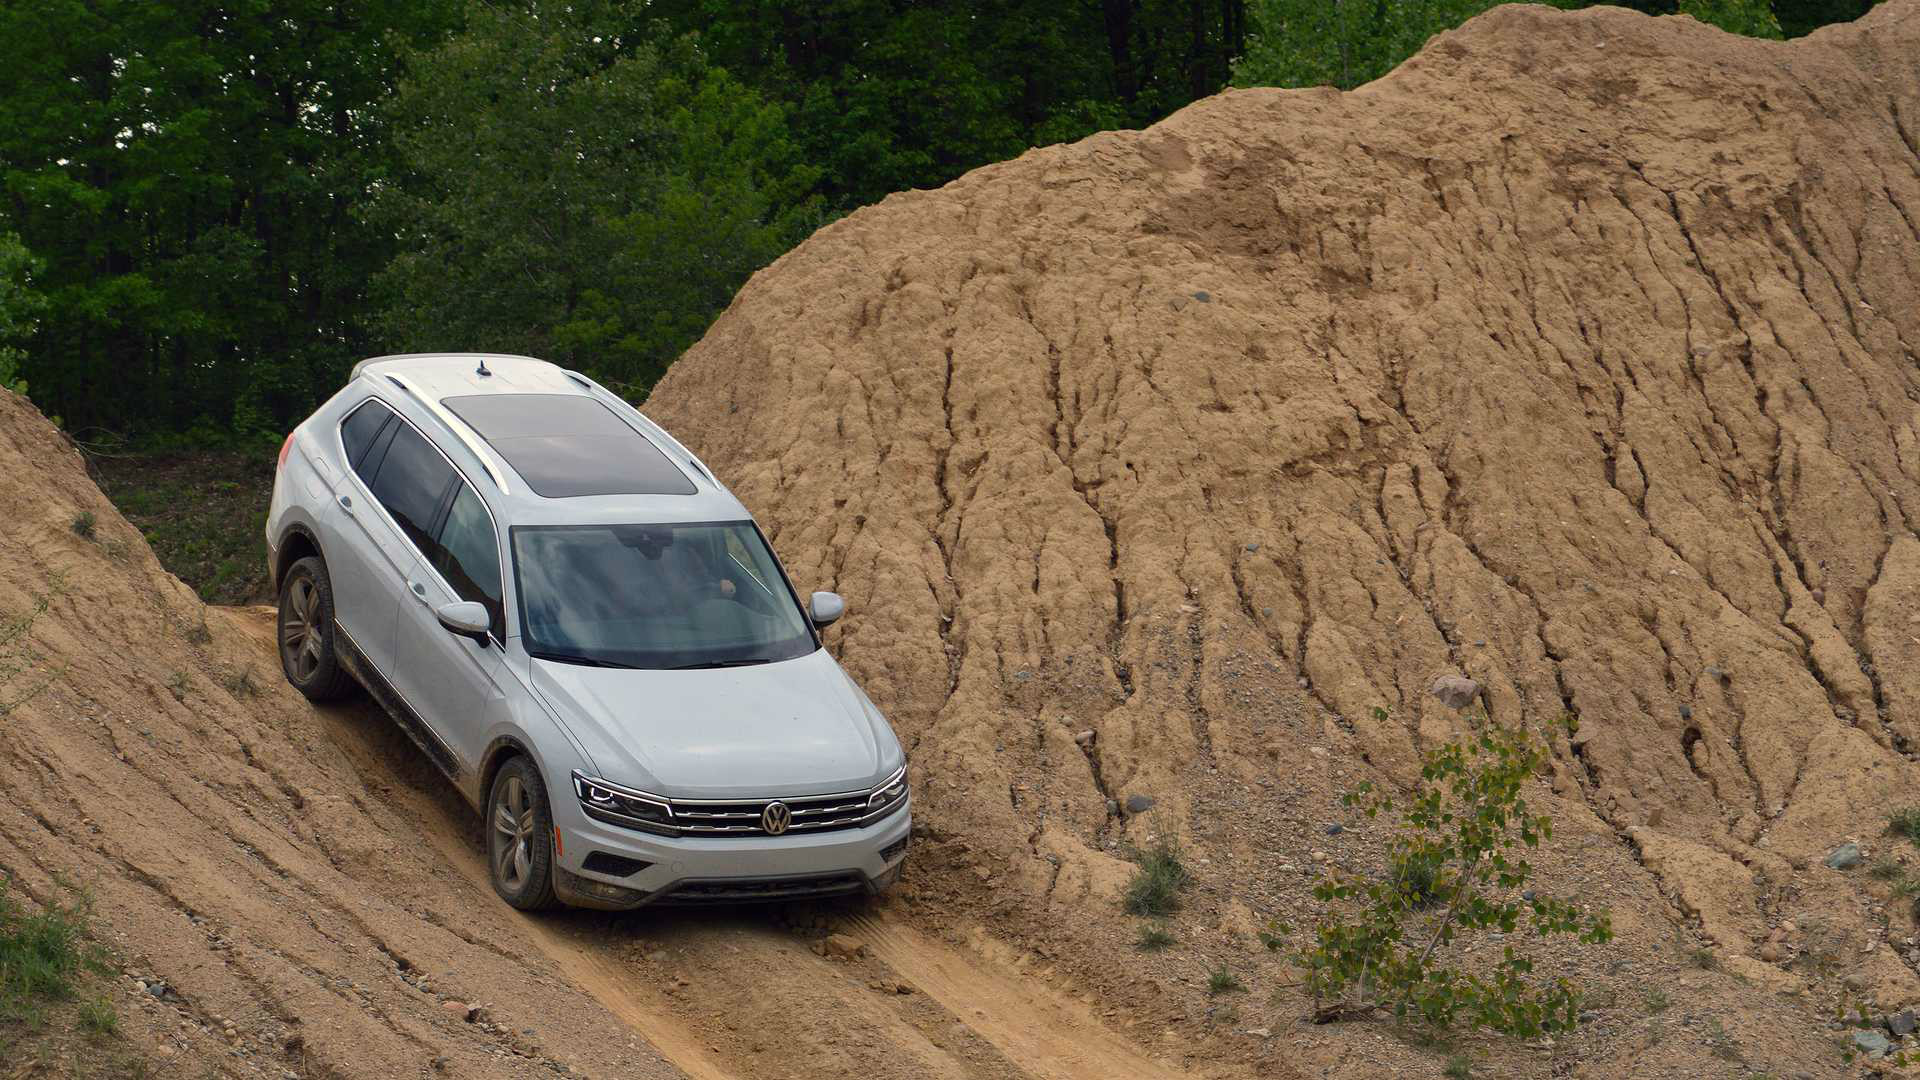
441,394,697,498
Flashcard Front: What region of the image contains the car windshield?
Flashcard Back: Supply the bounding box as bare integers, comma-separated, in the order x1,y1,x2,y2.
512,521,816,669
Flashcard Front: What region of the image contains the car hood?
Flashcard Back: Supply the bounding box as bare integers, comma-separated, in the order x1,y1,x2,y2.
530,647,903,800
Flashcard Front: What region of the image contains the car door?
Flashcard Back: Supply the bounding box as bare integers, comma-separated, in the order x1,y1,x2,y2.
324,398,413,674
390,479,507,775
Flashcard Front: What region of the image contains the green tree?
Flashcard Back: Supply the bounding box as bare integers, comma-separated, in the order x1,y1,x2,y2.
1234,0,1788,91
0,231,46,395
0,0,460,439
368,4,820,396
654,1,1249,213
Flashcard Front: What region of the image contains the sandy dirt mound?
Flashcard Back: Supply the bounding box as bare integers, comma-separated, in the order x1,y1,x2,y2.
0,389,681,1077
647,2,1920,1074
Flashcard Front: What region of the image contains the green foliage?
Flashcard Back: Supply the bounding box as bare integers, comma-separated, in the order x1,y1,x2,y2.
1444,1055,1474,1080
68,512,95,541
0,232,46,396
1207,964,1246,994
1235,0,1793,91
1123,834,1191,917
0,881,105,1024
1290,710,1612,1036
1681,0,1784,36
653,2,1249,212
77,995,118,1038
1136,923,1176,951
369,5,821,398
1644,987,1670,1012
0,0,462,438
1888,806,1920,844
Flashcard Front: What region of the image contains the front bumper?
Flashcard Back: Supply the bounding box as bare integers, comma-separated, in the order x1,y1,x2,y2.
551,795,912,910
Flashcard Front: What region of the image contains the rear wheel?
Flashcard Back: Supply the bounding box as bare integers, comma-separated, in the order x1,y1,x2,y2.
277,556,356,701
487,757,558,910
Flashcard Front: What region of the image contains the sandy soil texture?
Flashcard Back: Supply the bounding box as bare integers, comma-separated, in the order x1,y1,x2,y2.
643,2,1920,1075
7,2,1920,1077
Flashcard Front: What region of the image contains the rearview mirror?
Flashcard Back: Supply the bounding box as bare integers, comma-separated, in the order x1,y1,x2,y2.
436,600,492,646
809,591,845,628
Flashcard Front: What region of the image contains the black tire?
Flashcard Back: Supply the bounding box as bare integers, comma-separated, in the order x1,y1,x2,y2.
277,555,356,702
487,757,558,910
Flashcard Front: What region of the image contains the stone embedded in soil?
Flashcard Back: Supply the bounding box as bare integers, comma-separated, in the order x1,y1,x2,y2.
1854,1029,1893,1058
1124,794,1155,814
1826,843,1866,870
1428,674,1479,710
1323,823,1344,836
1886,1010,1917,1037
822,934,866,959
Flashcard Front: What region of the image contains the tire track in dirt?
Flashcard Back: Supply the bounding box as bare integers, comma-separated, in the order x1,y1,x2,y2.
227,607,1201,1080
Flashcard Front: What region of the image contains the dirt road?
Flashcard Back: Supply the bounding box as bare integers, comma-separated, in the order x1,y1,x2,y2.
228,606,1207,1080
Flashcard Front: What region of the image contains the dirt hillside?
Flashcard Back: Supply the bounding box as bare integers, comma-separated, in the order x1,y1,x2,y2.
646,1,1920,1074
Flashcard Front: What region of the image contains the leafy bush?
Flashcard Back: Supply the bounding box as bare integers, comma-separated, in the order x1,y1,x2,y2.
1287,710,1612,1036
1123,835,1191,918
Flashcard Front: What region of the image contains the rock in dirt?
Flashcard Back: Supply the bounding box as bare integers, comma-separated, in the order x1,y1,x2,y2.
1827,844,1866,870
1124,794,1155,815
1854,1029,1893,1058
1886,1010,1917,1037
1428,674,1480,710
822,934,867,960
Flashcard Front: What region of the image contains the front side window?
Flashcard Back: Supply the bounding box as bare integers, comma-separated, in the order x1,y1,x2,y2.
436,483,504,636
513,521,814,669
368,421,455,554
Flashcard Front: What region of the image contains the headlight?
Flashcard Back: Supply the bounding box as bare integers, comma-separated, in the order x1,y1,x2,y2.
866,762,909,818
572,772,677,836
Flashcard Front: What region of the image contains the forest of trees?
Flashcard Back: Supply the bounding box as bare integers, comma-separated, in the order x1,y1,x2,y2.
0,0,1880,445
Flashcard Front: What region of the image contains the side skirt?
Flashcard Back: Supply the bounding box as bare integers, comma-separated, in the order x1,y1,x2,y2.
332,622,463,783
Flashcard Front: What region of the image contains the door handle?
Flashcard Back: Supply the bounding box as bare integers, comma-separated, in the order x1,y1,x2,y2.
408,580,428,604
337,493,354,514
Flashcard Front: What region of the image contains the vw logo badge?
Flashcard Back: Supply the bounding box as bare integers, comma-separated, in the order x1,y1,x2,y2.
761,801,792,836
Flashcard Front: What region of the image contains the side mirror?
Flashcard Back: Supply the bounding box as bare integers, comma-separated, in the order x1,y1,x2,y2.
808,591,845,628
435,600,492,646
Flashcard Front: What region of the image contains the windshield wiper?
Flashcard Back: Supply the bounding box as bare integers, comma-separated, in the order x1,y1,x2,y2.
529,650,638,669
669,657,778,670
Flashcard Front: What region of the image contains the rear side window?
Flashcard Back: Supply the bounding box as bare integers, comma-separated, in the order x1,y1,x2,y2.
367,421,456,554
339,398,395,472
434,483,504,636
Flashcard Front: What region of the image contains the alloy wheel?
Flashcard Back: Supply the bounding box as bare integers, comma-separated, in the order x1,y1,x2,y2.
280,576,324,682
494,775,536,891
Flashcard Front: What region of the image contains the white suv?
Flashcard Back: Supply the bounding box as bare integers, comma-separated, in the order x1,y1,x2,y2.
266,353,909,910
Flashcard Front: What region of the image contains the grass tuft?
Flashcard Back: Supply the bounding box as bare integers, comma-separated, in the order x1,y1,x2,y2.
0,882,104,1023
1123,834,1191,917
77,994,117,1038
1644,988,1670,1013
1890,807,1920,845
1206,964,1245,995
69,511,96,540
1443,1055,1473,1079
1135,923,1175,951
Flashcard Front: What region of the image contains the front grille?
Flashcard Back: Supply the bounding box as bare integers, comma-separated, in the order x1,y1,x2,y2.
575,765,907,839
668,791,883,836
654,872,867,905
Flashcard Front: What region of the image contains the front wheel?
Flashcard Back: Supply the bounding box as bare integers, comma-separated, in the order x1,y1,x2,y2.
487,757,557,910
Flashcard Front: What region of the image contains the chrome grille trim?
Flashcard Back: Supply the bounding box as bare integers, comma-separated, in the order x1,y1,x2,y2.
574,764,908,839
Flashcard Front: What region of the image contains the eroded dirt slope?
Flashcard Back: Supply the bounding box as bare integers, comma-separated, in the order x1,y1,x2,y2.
647,2,1920,1074
0,389,684,1077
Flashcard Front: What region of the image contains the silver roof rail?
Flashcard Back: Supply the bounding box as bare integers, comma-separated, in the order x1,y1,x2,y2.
384,373,512,495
